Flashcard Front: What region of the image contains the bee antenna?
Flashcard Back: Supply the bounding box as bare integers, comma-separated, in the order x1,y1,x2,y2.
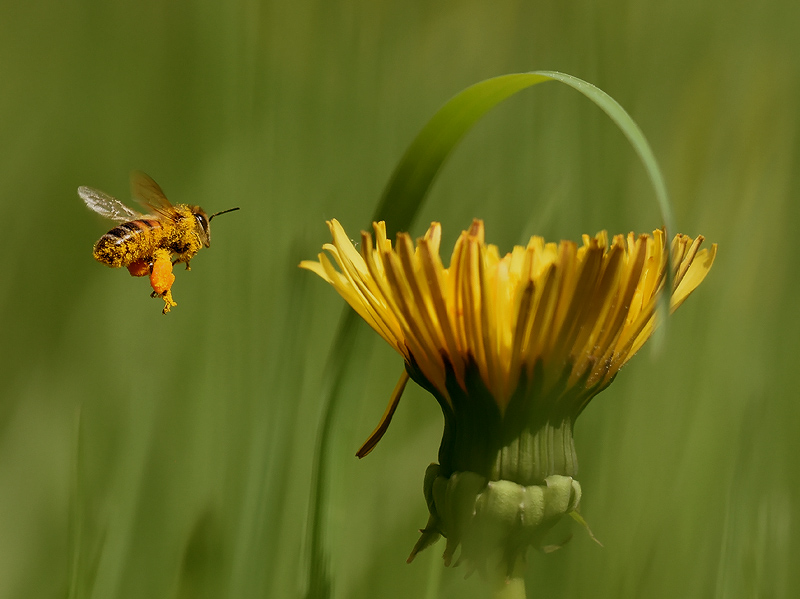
209,207,240,221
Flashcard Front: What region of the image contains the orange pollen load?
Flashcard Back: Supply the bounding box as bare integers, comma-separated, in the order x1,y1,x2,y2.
127,261,150,277
150,254,175,295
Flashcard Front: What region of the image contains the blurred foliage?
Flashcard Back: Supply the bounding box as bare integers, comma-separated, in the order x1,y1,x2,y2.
0,0,797,597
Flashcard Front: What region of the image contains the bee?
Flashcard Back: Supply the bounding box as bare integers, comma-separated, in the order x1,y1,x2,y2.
80,171,239,314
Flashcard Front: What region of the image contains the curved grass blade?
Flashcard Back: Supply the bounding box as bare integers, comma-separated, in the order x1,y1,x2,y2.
374,71,675,241
373,73,551,234
306,71,675,597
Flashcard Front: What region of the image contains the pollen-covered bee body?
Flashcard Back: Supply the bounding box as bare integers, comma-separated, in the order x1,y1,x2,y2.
81,171,237,314
93,217,166,268
91,204,210,270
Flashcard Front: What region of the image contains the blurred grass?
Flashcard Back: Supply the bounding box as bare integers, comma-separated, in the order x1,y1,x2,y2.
1,0,798,597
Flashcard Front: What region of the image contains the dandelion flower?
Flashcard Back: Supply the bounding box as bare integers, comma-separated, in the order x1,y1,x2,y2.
301,218,716,572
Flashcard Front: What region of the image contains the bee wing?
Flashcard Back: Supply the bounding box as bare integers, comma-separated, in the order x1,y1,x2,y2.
130,170,180,222
79,185,145,222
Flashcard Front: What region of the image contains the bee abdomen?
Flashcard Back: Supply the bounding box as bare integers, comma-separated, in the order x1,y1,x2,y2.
94,219,163,267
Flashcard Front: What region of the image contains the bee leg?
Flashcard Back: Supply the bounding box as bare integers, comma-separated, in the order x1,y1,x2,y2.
172,258,191,271
160,289,177,314
149,289,177,314
150,250,177,314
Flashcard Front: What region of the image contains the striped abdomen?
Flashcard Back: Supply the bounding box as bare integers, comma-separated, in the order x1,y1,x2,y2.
93,219,165,267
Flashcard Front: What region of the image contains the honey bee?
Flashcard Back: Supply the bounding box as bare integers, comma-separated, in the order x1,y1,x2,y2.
80,171,239,314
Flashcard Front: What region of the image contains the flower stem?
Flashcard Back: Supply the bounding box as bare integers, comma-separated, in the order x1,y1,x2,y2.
491,559,527,599
492,577,526,599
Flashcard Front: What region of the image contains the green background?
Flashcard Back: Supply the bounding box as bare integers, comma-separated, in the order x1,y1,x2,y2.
1,0,796,597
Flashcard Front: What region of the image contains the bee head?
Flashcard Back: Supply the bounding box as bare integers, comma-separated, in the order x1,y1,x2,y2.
190,207,212,247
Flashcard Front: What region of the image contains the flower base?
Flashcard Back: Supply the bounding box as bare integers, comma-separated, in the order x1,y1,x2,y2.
409,466,581,573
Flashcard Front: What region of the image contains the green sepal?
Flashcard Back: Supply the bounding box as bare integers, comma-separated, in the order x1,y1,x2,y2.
413,470,583,571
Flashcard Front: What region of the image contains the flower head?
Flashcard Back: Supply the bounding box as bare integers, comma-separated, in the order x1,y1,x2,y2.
301,218,716,569
302,218,715,419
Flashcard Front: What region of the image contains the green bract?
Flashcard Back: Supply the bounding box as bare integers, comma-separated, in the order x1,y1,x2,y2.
412,466,582,573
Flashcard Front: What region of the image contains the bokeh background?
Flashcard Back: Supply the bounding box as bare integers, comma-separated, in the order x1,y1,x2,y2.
1,0,797,597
